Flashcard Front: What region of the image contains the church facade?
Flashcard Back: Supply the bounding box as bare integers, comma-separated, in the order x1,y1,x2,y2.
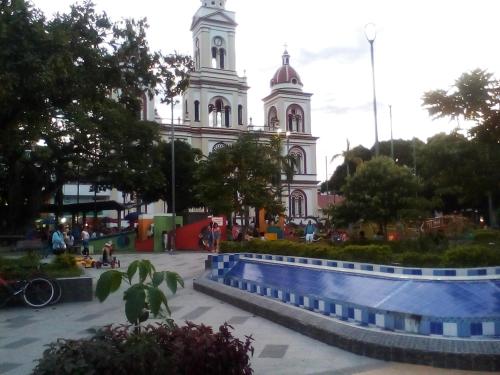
158,0,319,221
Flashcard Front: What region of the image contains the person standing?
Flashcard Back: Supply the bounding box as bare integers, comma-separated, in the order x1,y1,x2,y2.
304,220,316,243
212,222,221,253
51,224,66,255
81,226,90,256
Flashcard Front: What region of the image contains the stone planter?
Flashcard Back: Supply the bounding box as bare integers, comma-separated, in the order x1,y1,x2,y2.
56,276,93,303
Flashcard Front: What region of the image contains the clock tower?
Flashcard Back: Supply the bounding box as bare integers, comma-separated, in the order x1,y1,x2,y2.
182,0,248,129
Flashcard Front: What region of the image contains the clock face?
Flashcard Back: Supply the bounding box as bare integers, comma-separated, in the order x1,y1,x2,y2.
214,37,222,46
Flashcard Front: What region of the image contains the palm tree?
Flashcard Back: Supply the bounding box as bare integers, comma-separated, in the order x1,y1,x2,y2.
330,139,363,177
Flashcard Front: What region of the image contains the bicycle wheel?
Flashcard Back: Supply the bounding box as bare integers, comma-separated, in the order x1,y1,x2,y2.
23,277,54,308
49,278,62,305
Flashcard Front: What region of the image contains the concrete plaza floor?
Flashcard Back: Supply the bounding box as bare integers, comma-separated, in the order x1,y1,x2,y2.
0,252,491,374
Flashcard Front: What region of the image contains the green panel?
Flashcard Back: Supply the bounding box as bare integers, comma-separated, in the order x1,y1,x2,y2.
88,231,136,253
153,215,183,252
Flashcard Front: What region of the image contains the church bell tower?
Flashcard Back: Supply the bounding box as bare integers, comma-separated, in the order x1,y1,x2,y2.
182,0,248,129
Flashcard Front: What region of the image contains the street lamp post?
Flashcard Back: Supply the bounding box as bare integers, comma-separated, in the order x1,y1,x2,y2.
365,23,379,157
389,104,394,160
170,99,176,251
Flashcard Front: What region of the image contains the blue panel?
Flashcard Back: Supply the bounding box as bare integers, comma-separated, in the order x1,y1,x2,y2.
402,269,422,275
433,269,456,276
277,256,283,261
229,255,235,261
299,258,308,264
430,322,443,335
470,322,483,336
380,266,394,273
347,307,355,319
496,268,500,275
312,260,322,265
287,257,295,262
313,299,319,309
343,263,355,269
284,292,290,302
467,269,487,276
272,289,278,298
394,315,404,330
330,303,336,314
368,312,376,324
223,261,230,268
256,255,262,259
265,255,273,260
241,282,247,290
326,261,337,267
224,260,500,318
298,296,304,306
217,269,224,276
361,265,374,271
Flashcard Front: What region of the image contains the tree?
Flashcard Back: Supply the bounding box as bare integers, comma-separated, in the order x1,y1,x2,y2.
422,69,500,226
159,140,203,213
323,144,371,194
340,156,421,237
0,0,193,231
196,133,283,229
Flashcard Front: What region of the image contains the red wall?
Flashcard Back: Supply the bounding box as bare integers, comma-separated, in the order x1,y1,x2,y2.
175,217,227,251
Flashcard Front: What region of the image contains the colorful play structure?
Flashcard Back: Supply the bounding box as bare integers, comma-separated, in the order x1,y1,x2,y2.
85,209,292,253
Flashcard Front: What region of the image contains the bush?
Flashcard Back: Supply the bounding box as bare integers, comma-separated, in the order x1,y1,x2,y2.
443,245,500,267
33,322,254,375
335,245,392,264
396,252,443,267
52,253,77,269
473,229,500,243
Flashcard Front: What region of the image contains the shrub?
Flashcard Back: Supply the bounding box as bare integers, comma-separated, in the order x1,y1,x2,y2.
335,245,392,264
52,253,77,269
473,229,500,243
443,245,500,267
32,322,254,375
396,252,443,267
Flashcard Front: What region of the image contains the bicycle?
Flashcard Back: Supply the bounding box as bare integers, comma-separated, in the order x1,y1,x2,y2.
0,275,60,308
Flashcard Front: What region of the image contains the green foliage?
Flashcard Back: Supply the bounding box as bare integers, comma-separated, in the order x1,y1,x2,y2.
32,322,254,375
0,253,81,279
0,0,193,231
196,133,284,224
95,259,184,327
340,156,421,236
443,245,500,267
221,236,500,268
335,245,392,264
395,252,443,267
51,253,77,269
472,229,500,242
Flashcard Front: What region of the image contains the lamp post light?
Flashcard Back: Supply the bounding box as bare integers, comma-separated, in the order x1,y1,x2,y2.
365,23,379,157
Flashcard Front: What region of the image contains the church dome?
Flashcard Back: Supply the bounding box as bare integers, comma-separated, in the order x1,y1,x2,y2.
270,50,303,89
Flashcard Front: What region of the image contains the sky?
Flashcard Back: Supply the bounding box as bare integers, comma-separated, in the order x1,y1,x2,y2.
33,0,500,182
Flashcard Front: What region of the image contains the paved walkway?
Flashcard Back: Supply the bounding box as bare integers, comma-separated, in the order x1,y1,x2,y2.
0,252,491,374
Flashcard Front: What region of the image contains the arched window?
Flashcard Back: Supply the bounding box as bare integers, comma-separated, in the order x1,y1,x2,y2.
219,48,225,69
211,47,217,68
195,38,200,70
290,190,306,218
224,105,231,127
268,106,278,129
286,104,305,133
289,147,306,174
194,100,200,122
208,97,230,127
238,105,243,125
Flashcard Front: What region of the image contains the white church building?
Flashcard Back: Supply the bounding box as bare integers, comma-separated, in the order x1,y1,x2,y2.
61,0,320,222
157,0,320,221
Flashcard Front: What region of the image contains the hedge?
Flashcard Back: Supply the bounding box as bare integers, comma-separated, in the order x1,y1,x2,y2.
220,239,500,268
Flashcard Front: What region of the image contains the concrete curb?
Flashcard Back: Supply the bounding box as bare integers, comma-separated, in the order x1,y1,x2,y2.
194,274,500,372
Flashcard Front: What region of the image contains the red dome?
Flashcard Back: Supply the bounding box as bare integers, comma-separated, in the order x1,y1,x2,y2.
270,50,302,87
